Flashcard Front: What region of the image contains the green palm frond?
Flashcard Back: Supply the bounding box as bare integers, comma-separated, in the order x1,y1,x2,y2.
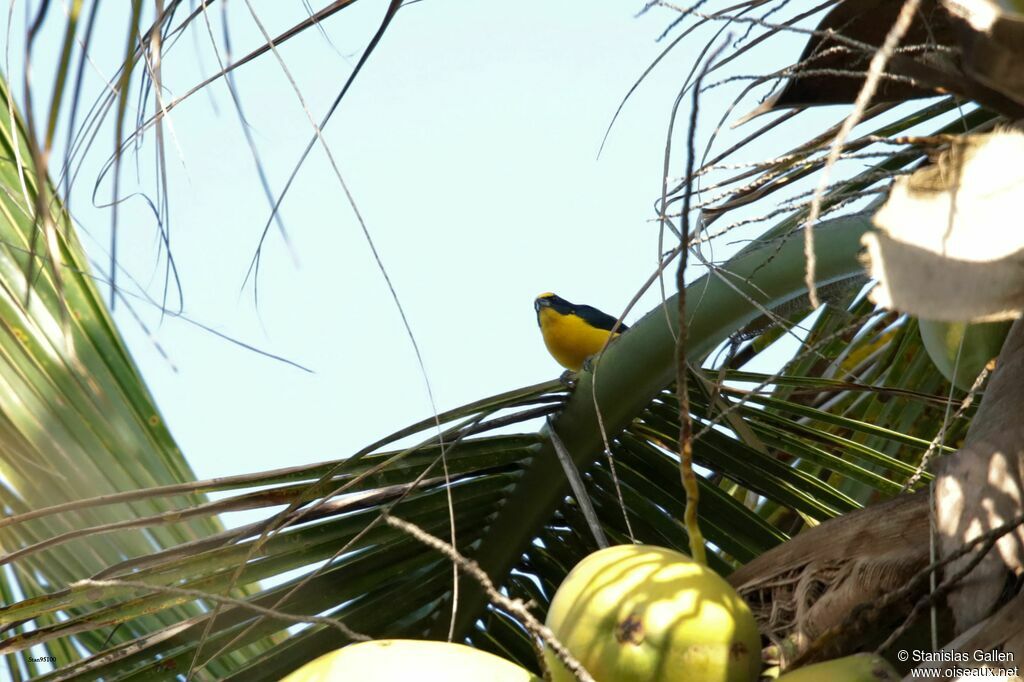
3,0,1018,679
0,207,937,679
0,70,276,676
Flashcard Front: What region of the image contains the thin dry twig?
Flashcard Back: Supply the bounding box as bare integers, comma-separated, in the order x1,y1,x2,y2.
587,247,686,544
186,409,502,673
673,40,732,568
901,363,991,492
789,507,1024,666
803,0,923,308
877,509,1024,653
384,515,595,682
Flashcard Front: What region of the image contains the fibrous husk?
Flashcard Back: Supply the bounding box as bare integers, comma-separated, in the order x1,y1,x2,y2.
863,129,1024,322
945,0,1024,106
730,494,930,665
935,317,1024,633
730,322,1024,664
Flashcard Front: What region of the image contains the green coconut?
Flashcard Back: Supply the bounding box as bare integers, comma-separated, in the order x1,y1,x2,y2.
544,544,762,682
775,653,900,681
919,318,1011,391
280,639,541,682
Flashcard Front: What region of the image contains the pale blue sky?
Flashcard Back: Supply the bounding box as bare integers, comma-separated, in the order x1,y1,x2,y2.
0,4,962,678
11,1,830,505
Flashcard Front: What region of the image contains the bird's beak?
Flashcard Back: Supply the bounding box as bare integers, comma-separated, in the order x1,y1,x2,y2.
534,298,549,312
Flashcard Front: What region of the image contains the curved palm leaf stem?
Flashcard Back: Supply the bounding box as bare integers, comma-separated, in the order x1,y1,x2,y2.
441,213,873,639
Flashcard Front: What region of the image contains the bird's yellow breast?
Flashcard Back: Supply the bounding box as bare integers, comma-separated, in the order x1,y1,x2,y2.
537,307,619,371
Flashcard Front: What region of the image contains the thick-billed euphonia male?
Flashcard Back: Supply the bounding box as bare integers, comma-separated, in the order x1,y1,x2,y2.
534,292,629,371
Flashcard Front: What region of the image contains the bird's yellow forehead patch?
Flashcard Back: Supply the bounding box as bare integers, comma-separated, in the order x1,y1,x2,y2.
537,292,556,299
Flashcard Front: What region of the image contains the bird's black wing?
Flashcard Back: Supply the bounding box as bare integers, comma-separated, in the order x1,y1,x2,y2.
574,304,629,333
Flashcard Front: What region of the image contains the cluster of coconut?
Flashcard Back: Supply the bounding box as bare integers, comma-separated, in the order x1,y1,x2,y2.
280,544,900,681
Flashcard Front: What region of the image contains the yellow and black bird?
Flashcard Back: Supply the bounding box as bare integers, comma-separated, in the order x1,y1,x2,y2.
534,292,629,371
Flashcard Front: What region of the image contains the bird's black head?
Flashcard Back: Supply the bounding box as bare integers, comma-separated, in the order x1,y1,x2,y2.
534,292,574,315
